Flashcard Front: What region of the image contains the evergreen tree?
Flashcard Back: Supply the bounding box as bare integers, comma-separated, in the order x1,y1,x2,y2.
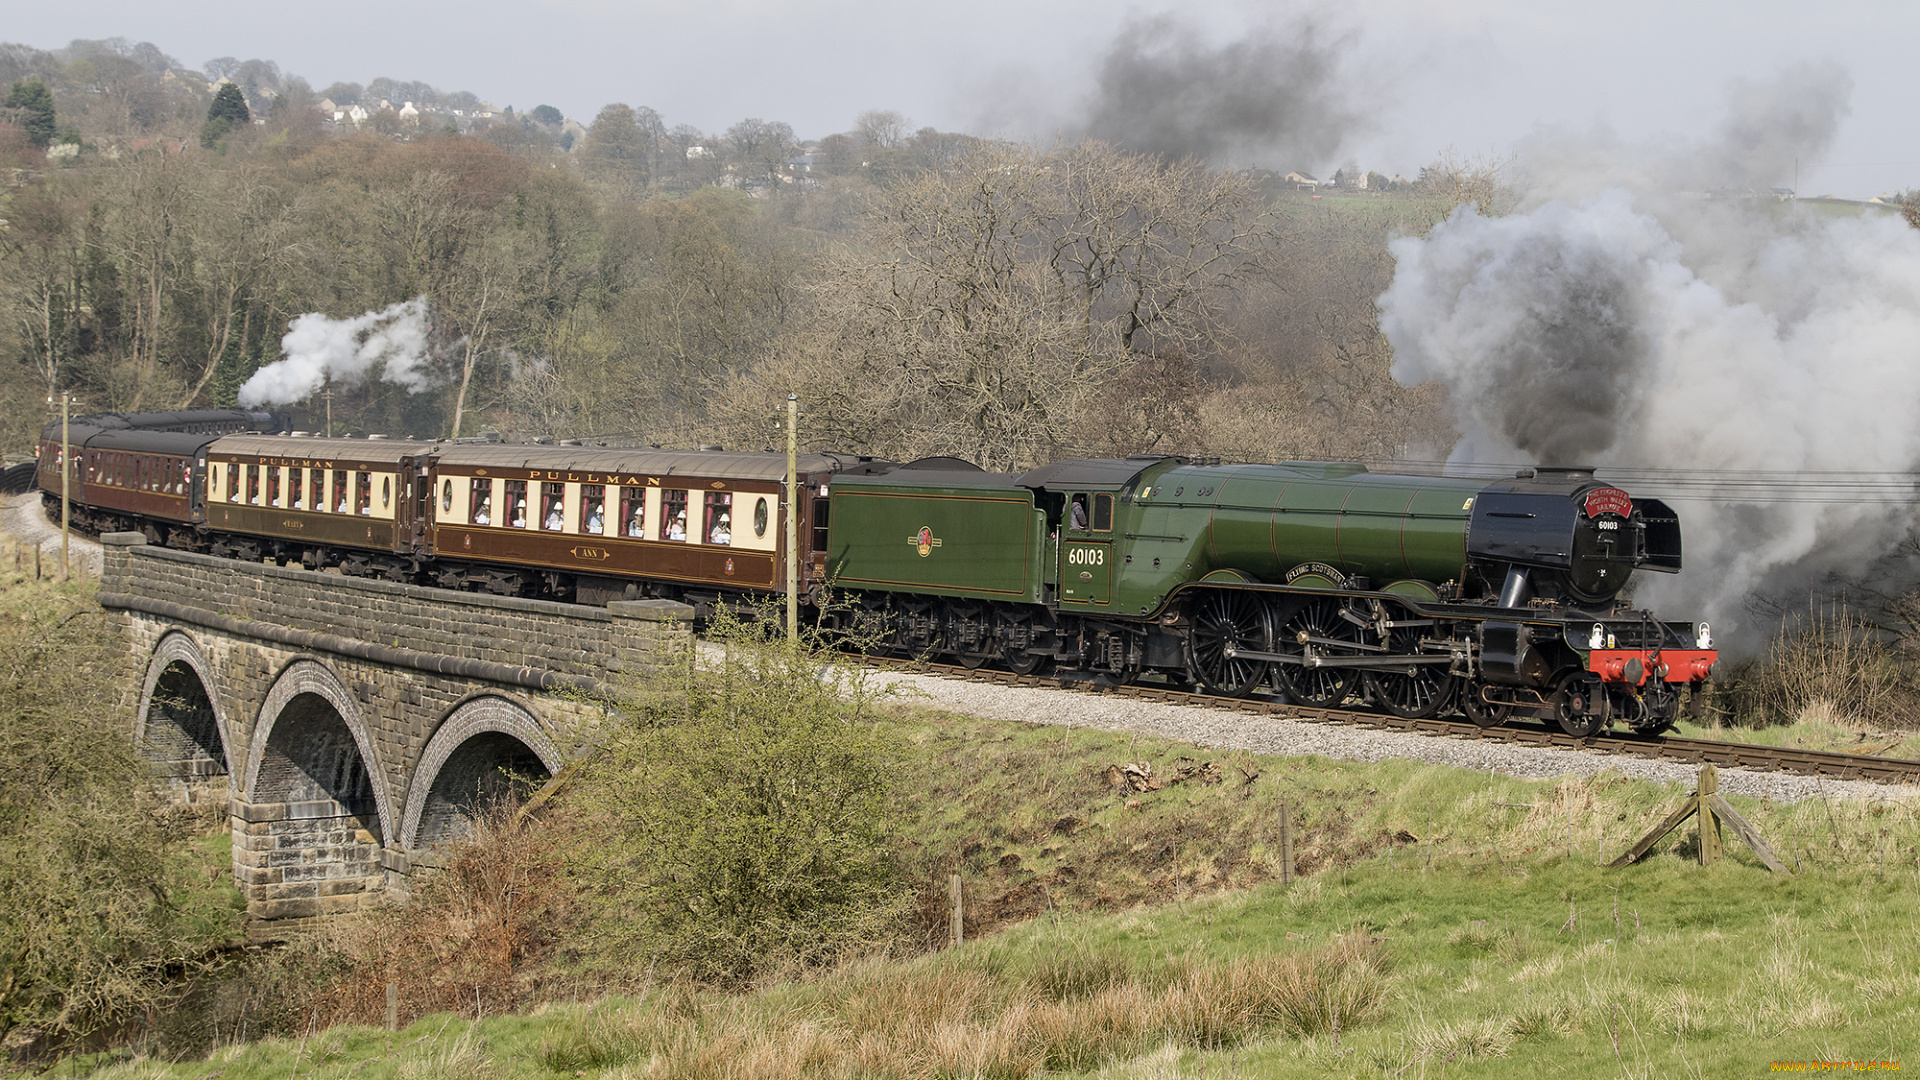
200,82,250,147
4,79,55,150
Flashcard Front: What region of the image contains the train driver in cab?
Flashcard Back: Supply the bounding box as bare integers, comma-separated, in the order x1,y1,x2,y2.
1069,494,1088,531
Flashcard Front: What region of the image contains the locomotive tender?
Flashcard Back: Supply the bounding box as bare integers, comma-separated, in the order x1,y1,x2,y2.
39,411,1717,737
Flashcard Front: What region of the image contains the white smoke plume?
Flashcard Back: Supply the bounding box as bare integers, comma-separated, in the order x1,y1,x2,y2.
237,298,435,407
1379,65,1920,649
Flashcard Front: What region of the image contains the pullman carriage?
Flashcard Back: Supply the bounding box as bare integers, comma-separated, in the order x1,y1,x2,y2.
203,435,419,576
424,444,892,605
38,424,215,544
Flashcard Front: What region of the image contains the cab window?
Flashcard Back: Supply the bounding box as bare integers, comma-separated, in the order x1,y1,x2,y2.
1093,493,1114,532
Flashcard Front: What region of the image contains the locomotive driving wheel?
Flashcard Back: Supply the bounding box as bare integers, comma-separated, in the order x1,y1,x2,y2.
1361,602,1456,719
1364,665,1457,719
1272,596,1364,707
1185,590,1272,697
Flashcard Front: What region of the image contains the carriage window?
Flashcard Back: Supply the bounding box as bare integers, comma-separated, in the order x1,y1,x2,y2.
333,471,348,513
310,469,326,512
470,479,493,525
1093,494,1113,532
227,463,240,502
753,497,769,538
246,465,261,504
504,480,528,528
381,476,391,509
356,472,371,515
620,487,646,538
581,484,606,535
705,492,732,545
441,479,453,513
290,467,303,507
267,467,281,507
663,490,689,541
540,483,566,531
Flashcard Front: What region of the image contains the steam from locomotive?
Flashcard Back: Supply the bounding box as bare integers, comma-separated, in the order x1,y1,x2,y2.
1379,65,1920,647
237,297,434,407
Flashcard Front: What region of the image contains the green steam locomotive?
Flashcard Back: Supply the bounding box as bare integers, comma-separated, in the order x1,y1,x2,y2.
825,455,1715,737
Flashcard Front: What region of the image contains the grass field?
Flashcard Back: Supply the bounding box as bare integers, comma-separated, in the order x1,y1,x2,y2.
61,701,1919,1078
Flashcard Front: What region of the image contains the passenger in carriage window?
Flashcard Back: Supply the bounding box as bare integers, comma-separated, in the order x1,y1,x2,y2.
583,485,605,535
706,493,732,545
542,483,565,531
471,478,491,525
506,481,528,528
621,487,645,537
663,489,689,540
357,472,372,515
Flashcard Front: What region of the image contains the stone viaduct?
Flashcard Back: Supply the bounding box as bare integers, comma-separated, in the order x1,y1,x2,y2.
96,533,691,927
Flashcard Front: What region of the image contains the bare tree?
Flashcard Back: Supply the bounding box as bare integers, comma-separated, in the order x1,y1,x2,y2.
854,109,910,151
715,141,1275,469
178,165,305,405
725,117,795,183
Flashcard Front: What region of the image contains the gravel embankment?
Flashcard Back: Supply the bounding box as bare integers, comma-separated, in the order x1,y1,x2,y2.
861,665,1918,806
1,491,102,575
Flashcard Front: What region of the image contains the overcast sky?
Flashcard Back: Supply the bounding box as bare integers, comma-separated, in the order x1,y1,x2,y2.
13,0,1919,197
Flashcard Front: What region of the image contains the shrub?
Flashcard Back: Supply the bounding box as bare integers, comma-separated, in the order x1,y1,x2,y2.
569,613,911,985
0,579,237,1049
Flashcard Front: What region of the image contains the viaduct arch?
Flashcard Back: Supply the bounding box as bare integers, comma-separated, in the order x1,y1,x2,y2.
100,532,689,926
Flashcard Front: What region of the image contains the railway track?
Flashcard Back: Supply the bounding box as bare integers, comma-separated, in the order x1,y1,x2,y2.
862,655,1920,786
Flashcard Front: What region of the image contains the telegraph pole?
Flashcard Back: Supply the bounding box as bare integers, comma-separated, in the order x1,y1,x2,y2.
785,394,799,642
59,392,71,580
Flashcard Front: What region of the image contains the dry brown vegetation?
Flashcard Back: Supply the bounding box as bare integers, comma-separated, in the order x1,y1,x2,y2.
527,935,1391,1078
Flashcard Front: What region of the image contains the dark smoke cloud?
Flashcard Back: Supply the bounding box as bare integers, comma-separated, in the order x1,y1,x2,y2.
1077,15,1359,167
1381,65,1920,650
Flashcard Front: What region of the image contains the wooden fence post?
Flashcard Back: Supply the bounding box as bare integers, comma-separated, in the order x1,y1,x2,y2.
1279,801,1296,884
386,982,397,1032
950,873,963,948
1698,765,1722,866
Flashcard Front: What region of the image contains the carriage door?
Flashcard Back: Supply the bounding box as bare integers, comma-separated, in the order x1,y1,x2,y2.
1058,491,1114,607
410,457,434,551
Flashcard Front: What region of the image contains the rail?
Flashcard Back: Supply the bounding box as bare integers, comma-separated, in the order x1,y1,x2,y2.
860,655,1920,785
